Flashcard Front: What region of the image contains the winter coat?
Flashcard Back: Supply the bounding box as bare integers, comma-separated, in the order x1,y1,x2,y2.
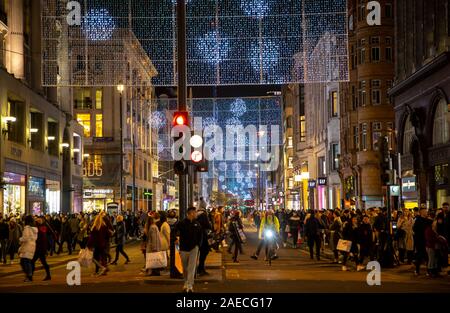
60,221,72,240
357,223,373,248
258,215,280,239
304,216,322,239
69,217,80,234
146,224,161,253
329,218,342,251
8,223,22,252
397,217,414,251
214,212,224,234
77,221,89,241
288,215,301,231
0,220,9,240
228,216,243,242
18,226,38,259
115,221,127,246
413,216,431,248
159,222,171,251
87,224,109,251
425,225,439,249
35,224,50,255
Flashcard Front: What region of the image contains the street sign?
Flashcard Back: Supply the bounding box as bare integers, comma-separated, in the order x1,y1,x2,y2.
390,185,400,196
308,180,317,188
318,177,327,185
402,176,416,192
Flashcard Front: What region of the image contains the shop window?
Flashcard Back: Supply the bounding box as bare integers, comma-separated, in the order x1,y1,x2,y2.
6,99,25,144
95,89,103,109
432,98,449,145
47,120,59,157
77,113,91,137
330,91,338,117
95,114,103,137
30,110,44,151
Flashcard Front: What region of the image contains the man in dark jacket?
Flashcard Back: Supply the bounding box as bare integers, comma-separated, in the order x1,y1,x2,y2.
357,215,373,271
57,216,73,255
413,207,432,275
176,207,203,293
196,207,212,275
32,216,51,281
304,211,323,260
0,215,9,264
277,209,288,247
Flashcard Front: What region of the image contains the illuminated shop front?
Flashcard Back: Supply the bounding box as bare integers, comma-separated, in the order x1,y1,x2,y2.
3,172,26,216
83,189,115,212
317,177,327,210
46,179,61,214
402,175,418,209
28,176,45,215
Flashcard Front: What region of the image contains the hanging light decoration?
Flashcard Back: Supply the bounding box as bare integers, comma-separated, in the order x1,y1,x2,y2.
82,8,116,41
230,98,247,117
150,111,167,129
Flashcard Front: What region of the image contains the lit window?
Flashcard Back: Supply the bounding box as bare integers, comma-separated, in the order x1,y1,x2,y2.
96,114,103,137
300,116,306,142
77,114,91,137
288,157,294,169
95,90,103,109
331,91,338,117
433,98,450,145
287,137,293,149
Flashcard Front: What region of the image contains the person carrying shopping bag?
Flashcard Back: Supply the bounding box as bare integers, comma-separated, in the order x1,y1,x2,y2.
145,216,164,276
176,207,203,293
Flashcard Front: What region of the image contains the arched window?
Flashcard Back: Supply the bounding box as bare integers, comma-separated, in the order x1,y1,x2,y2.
403,116,414,155
433,98,450,145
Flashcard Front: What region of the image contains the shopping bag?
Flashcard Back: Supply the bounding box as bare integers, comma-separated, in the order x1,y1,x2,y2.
237,228,247,243
336,239,352,252
78,249,93,268
174,244,183,274
146,251,167,269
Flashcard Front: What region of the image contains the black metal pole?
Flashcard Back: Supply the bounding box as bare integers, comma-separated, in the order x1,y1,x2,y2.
119,91,124,212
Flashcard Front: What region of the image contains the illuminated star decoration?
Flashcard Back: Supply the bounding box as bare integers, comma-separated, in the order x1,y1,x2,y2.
218,162,227,172
219,175,225,182
232,162,241,172
230,98,247,117
82,8,116,41
196,31,231,65
150,111,167,129
241,0,270,18
225,116,242,127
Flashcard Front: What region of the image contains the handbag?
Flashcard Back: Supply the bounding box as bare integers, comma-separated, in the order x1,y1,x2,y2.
78,249,93,268
336,239,352,252
146,251,167,269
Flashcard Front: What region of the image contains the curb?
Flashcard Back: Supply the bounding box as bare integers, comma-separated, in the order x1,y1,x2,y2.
0,240,138,278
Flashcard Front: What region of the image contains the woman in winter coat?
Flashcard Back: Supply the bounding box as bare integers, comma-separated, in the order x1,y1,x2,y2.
425,221,440,277
32,216,52,281
397,210,414,264
329,211,343,263
111,215,130,265
8,218,22,264
341,215,359,271
145,216,162,276
18,215,38,282
157,212,171,262
288,211,302,248
87,212,110,276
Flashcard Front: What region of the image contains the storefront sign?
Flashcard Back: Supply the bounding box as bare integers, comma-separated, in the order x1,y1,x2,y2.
402,177,416,192
84,189,114,195
318,177,327,186
308,180,317,188
28,176,45,198
83,155,120,187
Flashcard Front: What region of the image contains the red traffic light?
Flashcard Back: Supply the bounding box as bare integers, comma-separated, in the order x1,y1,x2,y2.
172,111,189,126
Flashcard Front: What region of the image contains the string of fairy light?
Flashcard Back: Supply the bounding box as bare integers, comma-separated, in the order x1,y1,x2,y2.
41,0,348,87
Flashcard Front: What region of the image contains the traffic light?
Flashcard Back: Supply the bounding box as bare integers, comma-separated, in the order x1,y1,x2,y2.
172,111,189,127
174,160,188,175
190,131,208,172
379,135,392,185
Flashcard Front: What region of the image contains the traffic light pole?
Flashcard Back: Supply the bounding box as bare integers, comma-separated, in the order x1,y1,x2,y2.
177,0,187,220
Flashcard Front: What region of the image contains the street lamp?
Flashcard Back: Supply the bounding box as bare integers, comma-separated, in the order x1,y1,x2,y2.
117,84,124,212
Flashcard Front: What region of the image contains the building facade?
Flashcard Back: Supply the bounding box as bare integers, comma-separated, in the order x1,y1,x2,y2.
339,0,395,209
70,31,158,213
0,0,84,215
389,0,450,209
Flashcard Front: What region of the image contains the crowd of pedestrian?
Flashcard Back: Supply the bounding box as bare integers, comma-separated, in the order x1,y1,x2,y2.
250,202,450,277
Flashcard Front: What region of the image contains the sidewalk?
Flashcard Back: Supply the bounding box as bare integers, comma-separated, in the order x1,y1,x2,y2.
143,250,223,285
0,239,138,278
